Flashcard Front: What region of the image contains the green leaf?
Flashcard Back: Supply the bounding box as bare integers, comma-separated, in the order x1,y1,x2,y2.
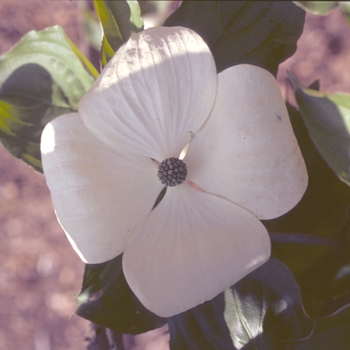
272,241,350,318
168,293,235,350
0,66,73,172
0,26,96,172
164,1,305,76
290,306,350,349
340,2,350,26
264,105,350,318
94,0,143,66
76,254,166,335
168,258,313,350
0,25,96,108
294,1,339,15
288,71,350,187
225,258,313,349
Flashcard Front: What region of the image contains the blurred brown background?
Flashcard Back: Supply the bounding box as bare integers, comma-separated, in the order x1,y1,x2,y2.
0,1,350,349
0,2,90,349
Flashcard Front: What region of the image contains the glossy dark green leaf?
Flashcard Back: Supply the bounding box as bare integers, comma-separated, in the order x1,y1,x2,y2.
164,1,305,76
289,306,350,350
289,72,350,187
0,26,97,172
76,254,166,335
225,258,313,349
264,105,350,318
168,293,234,350
94,0,143,66
168,258,313,350
272,242,350,318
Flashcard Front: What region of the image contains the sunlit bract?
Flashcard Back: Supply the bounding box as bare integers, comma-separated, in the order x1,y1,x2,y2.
41,26,308,317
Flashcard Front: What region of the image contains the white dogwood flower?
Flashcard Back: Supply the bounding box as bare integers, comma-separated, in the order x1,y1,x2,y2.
41,26,308,317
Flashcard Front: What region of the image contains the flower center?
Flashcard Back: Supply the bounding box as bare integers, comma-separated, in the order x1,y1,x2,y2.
157,157,187,187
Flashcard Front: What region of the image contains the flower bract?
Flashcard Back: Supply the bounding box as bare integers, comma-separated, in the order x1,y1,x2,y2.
41,26,308,317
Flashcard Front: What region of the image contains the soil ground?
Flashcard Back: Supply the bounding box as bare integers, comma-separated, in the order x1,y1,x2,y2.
0,2,350,349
